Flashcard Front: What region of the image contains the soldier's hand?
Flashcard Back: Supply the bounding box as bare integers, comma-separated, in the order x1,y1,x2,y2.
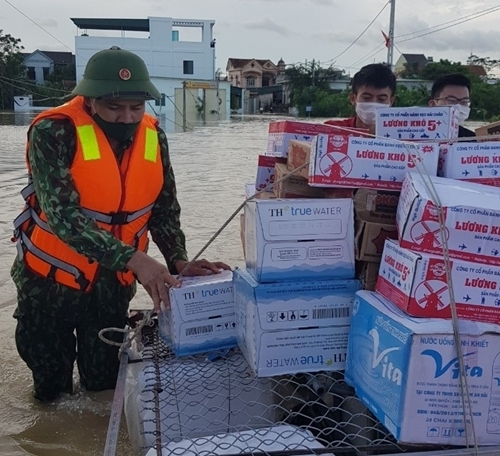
126,251,180,312
175,259,231,277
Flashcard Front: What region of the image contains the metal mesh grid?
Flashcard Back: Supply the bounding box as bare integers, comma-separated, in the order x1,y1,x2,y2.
127,319,457,456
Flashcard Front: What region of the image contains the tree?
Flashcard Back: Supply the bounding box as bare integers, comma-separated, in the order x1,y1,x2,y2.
467,54,500,75
419,59,471,81
0,30,26,109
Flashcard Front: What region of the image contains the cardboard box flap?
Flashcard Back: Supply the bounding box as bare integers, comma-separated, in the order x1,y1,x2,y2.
356,290,500,335
405,172,500,208
252,198,353,241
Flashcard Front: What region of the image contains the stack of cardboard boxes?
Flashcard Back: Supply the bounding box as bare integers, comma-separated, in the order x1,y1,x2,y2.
344,114,500,446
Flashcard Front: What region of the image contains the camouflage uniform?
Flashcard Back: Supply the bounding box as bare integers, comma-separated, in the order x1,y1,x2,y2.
12,117,188,401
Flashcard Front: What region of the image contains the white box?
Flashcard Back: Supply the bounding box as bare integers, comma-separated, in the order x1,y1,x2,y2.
158,270,237,356
377,239,500,324
234,268,357,377
309,135,439,190
244,198,355,282
440,141,500,187
397,172,500,267
266,120,362,157
346,290,500,445
376,106,459,141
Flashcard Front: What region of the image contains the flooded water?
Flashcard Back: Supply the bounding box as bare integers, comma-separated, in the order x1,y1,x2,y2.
0,111,271,455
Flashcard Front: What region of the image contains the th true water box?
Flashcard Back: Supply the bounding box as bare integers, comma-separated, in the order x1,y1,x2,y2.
346,290,500,445
234,268,358,377
158,270,237,356
244,198,355,282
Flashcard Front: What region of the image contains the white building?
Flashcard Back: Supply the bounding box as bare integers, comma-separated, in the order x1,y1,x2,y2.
71,16,230,121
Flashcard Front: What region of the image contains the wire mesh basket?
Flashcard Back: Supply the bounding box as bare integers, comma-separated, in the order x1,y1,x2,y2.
124,318,458,456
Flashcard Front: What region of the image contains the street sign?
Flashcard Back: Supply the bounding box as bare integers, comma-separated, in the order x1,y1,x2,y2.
184,81,217,89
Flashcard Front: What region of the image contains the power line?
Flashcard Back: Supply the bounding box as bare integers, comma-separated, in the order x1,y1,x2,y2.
3,0,74,52
394,4,500,40
323,0,390,66
397,5,500,45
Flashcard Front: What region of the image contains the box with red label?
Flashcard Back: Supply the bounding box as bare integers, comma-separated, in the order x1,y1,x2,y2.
266,120,367,158
286,140,311,179
397,173,500,267
354,188,399,223
355,220,397,262
376,106,458,141
377,239,500,325
309,135,439,190
439,141,500,187
255,155,286,192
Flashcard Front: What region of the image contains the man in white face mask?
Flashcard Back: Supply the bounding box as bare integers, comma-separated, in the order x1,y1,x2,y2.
325,63,396,134
429,73,474,138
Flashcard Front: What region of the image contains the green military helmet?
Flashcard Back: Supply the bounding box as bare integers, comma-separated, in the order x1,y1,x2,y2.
71,46,161,100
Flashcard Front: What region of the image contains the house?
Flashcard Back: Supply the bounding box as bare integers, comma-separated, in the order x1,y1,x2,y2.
22,50,75,84
394,53,430,76
466,64,487,79
70,16,230,121
226,58,280,89
227,58,285,114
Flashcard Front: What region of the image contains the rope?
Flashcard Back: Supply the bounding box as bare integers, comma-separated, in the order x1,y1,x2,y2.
98,310,156,358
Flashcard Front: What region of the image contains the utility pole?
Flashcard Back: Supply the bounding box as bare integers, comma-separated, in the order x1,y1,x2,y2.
311,58,316,87
387,0,396,71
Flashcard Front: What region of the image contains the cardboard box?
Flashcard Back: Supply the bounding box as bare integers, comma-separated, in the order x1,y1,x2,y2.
158,270,237,356
439,141,500,186
375,106,459,141
245,183,276,200
475,120,500,139
244,198,355,282
355,219,397,262
234,268,358,377
255,155,286,192
397,172,500,266
354,188,399,223
266,120,367,157
309,135,439,190
377,239,500,324
286,140,311,179
273,163,324,199
346,290,500,445
356,261,380,291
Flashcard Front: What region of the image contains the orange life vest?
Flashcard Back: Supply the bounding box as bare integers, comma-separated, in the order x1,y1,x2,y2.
13,96,164,292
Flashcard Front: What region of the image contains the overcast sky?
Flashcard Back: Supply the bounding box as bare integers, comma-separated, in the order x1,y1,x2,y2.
3,0,500,76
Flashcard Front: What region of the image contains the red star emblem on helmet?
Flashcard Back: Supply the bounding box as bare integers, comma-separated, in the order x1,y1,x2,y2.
119,68,131,80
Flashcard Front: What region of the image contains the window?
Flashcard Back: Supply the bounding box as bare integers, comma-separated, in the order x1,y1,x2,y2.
246,77,255,87
27,67,36,80
155,94,166,107
183,60,194,75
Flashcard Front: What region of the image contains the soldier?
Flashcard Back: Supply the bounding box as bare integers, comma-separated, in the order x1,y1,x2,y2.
11,47,230,401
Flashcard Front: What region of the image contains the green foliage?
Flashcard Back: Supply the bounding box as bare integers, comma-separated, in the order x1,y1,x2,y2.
0,29,26,109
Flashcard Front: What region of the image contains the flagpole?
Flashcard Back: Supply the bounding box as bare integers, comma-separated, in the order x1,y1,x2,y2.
387,0,396,70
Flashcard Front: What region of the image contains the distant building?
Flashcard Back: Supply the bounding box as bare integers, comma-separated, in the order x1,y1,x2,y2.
226,58,279,89
22,50,75,84
70,16,230,120
466,64,487,79
394,53,430,76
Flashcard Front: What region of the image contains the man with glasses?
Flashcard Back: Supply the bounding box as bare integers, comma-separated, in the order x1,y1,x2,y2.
429,73,474,138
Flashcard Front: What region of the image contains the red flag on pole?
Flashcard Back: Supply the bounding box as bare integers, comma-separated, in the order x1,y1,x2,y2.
381,30,390,48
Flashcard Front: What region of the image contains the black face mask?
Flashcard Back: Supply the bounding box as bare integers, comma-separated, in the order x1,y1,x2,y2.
92,112,140,142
